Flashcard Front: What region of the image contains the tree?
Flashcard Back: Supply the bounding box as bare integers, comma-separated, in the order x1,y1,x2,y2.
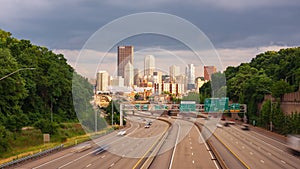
271,80,293,99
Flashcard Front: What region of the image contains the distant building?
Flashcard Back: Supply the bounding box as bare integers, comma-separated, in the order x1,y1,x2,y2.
111,76,124,87
96,71,109,92
153,71,162,84
186,64,195,90
134,68,141,86
144,55,155,76
169,65,180,83
154,83,184,95
204,66,216,81
117,46,134,78
162,75,170,83
124,62,134,87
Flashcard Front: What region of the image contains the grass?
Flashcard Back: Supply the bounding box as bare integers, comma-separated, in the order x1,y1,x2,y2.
0,123,114,165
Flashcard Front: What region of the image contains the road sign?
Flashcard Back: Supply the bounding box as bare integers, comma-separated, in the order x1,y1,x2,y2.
204,97,229,113
180,101,196,112
230,103,240,113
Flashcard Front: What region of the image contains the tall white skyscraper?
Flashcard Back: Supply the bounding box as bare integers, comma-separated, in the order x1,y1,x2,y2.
169,65,180,82
144,55,155,76
124,62,134,87
96,70,109,92
186,64,195,90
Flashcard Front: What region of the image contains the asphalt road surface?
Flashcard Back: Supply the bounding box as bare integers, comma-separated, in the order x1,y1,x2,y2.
14,116,218,169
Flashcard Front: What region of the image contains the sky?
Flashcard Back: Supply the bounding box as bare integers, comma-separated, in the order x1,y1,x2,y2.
1,0,300,78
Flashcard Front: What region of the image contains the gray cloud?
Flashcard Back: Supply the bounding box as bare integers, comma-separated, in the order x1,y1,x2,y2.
0,0,299,50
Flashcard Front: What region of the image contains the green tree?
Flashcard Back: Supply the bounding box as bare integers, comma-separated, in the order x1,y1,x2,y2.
271,80,293,99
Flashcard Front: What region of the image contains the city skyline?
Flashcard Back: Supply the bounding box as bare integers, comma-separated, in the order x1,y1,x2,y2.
96,45,210,94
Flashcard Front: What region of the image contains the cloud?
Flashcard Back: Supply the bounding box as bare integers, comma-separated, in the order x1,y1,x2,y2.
103,0,300,11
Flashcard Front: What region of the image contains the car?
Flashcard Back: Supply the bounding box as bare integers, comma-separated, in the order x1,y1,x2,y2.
117,130,126,136
227,120,236,125
241,124,250,130
216,123,223,128
93,145,109,155
74,143,92,153
223,122,229,127
144,124,150,128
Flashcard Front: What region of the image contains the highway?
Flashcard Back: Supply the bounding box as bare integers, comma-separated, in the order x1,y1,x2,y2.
12,113,300,169
14,115,218,169
212,121,300,169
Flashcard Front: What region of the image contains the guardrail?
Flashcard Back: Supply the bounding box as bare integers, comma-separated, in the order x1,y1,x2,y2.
0,144,64,169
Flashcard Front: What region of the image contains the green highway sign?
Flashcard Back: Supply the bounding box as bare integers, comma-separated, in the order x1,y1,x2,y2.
204,97,229,113
180,101,196,112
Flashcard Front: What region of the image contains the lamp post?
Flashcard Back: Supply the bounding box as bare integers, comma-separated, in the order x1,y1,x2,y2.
0,68,36,81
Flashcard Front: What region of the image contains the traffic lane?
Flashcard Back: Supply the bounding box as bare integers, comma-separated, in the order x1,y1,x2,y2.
109,119,170,168
171,125,217,169
15,121,140,169
61,151,120,169
228,125,300,167
238,125,293,154
149,119,178,169
57,119,168,169
208,136,246,169
215,128,295,169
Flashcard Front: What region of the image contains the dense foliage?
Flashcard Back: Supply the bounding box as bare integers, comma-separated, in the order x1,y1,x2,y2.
200,47,300,134
0,29,93,153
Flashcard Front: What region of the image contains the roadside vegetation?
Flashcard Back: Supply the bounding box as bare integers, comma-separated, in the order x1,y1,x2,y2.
0,29,97,157
200,47,300,135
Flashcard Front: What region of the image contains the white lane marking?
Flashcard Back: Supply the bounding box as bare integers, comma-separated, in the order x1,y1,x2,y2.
86,164,92,168
235,141,238,144
168,122,180,169
260,160,265,163
192,152,194,155
101,155,106,158
242,146,245,149
192,160,195,164
58,150,96,169
110,163,115,167
231,125,286,153
267,152,271,156
196,125,220,169
190,146,193,149
190,141,192,144
281,160,286,164
32,153,75,169
249,152,253,155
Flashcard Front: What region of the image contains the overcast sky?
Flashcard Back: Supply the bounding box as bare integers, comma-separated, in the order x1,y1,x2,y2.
1,0,299,77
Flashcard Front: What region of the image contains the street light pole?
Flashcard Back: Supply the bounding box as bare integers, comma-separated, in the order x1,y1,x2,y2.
0,68,36,81
111,97,114,126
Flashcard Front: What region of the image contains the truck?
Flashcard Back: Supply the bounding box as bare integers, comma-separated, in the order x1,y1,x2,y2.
287,135,300,155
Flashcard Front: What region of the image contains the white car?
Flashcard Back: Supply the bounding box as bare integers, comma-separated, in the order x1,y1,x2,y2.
216,123,223,128
117,130,126,136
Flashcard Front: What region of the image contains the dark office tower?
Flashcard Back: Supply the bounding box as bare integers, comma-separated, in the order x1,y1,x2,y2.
117,46,134,78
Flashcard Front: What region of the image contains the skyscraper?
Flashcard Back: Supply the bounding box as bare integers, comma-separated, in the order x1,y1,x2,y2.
124,62,134,87
144,55,155,76
96,70,109,92
204,66,217,81
117,46,134,78
169,65,180,82
186,64,195,90
134,68,141,86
